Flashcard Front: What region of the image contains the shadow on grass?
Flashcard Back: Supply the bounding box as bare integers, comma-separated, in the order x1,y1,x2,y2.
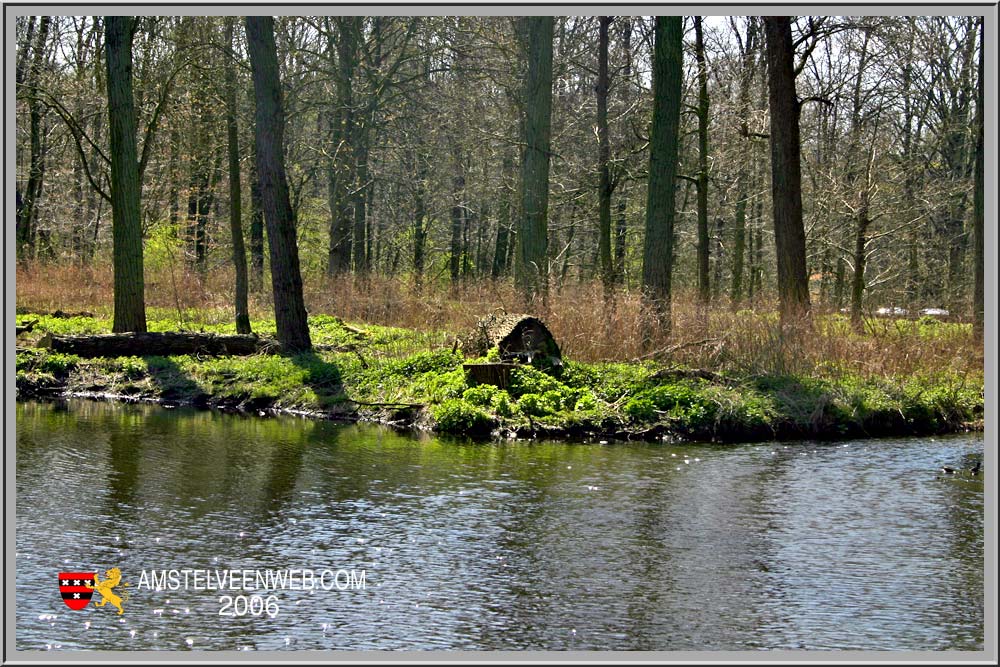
144,356,207,406
287,351,351,412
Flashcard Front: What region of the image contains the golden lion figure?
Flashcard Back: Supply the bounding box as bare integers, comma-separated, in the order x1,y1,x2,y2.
85,567,130,615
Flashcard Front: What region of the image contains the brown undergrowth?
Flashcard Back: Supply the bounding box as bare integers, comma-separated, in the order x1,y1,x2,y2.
16,261,982,380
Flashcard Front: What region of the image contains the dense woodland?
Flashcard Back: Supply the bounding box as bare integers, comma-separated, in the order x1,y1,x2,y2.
14,15,986,351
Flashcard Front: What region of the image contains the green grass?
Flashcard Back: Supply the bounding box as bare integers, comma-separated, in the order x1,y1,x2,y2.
15,312,983,442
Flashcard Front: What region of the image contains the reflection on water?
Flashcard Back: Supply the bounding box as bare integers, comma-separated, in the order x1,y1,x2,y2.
16,400,983,651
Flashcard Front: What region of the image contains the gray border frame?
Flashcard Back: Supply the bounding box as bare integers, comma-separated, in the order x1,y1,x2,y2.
5,2,997,664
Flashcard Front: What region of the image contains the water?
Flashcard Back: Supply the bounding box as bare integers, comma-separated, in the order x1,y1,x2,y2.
15,400,984,651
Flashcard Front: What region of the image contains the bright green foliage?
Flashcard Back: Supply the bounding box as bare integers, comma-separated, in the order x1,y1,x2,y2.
517,393,549,417
491,390,518,418
420,368,468,402
13,311,983,442
463,384,499,407
431,399,496,435
508,365,564,397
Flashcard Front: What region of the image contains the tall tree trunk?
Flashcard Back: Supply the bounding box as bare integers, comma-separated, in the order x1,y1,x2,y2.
614,189,628,286
972,19,984,339
15,16,36,88
14,16,35,240
246,16,311,352
249,154,265,293
516,16,554,307
450,150,465,284
168,125,180,229
352,123,370,275
694,16,711,304
642,16,683,339
105,16,147,333
845,27,871,330
945,18,978,312
224,18,251,334
849,172,871,330
492,153,515,279
900,26,922,311
17,15,51,260
712,216,725,301
412,153,427,284
764,16,810,325
73,137,87,261
613,18,634,288
731,18,758,307
596,16,614,292
326,17,357,276
731,193,747,305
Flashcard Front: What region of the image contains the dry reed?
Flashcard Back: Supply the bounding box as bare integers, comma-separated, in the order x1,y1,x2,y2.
16,262,982,379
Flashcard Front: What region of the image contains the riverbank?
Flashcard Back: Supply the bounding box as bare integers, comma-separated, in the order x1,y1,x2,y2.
15,311,983,443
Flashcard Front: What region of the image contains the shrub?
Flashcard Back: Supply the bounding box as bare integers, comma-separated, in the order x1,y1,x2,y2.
541,390,563,412
573,391,598,412
517,393,550,417
508,365,563,398
392,350,463,376
431,399,496,435
119,356,147,380
462,384,498,407
623,396,656,421
491,390,518,418
37,351,80,376
422,368,468,402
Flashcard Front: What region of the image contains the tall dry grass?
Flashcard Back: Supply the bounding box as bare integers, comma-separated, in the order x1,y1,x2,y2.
15,262,982,378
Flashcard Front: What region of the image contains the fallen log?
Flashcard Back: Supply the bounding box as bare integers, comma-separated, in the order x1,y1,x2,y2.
38,331,280,358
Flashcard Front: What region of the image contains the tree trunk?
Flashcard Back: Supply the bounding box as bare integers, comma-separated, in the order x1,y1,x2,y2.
596,16,614,292
731,18,758,307
516,16,554,307
248,153,265,292
105,16,147,333
492,153,515,279
413,154,427,284
712,216,725,301
642,16,683,339
614,188,628,287
326,17,357,276
17,16,51,260
352,123,369,275
972,19,984,339
224,18,251,334
763,16,810,325
849,188,871,331
694,16,711,304
450,150,465,284
246,16,311,352
15,16,36,88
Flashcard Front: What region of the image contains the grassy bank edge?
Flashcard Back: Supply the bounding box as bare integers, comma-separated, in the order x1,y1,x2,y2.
15,313,984,444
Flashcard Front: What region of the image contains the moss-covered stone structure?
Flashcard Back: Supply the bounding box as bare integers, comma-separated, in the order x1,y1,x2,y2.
465,312,562,368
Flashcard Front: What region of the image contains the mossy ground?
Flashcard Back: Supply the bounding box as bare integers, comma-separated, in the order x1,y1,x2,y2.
16,311,983,443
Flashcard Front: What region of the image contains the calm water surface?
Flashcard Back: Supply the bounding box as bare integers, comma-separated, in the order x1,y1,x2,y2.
15,400,984,651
